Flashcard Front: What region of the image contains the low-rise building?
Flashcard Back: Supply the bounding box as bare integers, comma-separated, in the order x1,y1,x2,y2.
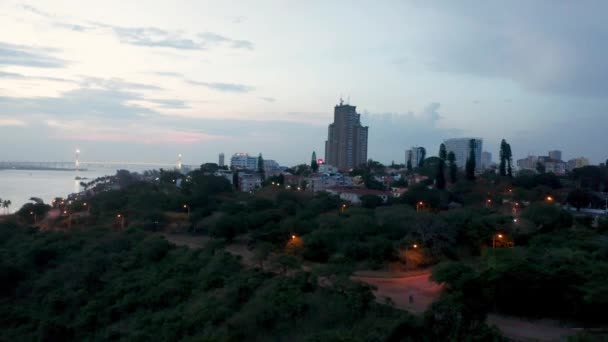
238,172,261,192
325,186,390,204
567,157,590,172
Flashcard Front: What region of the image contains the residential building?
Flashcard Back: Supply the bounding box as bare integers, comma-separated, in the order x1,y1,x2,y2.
517,155,538,171
238,172,261,192
443,138,483,170
325,186,390,204
230,153,258,170
325,100,369,171
543,159,567,175
481,151,492,170
218,153,225,167
567,157,590,172
263,159,281,176
406,147,425,167
215,169,233,185
548,150,563,161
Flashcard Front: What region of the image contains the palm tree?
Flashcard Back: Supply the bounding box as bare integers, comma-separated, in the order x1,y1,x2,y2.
2,200,11,214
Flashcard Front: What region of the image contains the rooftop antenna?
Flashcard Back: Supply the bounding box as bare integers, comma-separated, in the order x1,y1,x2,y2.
339,94,344,106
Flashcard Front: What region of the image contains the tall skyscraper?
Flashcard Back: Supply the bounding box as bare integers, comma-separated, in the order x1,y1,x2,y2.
219,153,225,167
444,138,483,170
324,100,368,171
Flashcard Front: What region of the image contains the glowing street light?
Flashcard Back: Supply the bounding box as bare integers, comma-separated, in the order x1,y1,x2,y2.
416,201,424,212
183,204,190,218
30,211,37,224
546,196,554,202
116,214,125,229
291,234,296,240
492,233,503,249
405,243,419,271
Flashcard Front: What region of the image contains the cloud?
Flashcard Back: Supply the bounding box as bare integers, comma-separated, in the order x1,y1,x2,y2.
259,97,276,102
148,99,190,109
0,70,74,83
78,77,162,91
186,80,255,93
0,87,154,120
361,103,461,163
101,25,254,51
152,71,184,78
0,42,67,68
418,2,608,97
0,118,27,127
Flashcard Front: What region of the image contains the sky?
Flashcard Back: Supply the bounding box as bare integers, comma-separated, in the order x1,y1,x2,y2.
0,0,607,166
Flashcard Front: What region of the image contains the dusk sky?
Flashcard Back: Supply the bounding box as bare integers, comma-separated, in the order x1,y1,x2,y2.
1,0,607,166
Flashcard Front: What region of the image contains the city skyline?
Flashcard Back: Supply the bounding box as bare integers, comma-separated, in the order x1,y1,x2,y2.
1,1,608,165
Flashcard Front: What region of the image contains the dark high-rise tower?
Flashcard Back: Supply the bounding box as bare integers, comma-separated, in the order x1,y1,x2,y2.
324,100,368,171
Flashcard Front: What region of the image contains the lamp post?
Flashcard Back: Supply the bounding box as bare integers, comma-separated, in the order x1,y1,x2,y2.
30,211,37,225
117,214,125,229
183,204,190,218
492,234,503,249
83,202,90,214
405,243,418,271
416,201,424,213
340,204,347,214
485,199,492,208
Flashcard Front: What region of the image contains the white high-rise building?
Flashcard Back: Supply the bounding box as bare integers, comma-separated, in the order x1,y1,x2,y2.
444,138,483,171
219,153,225,167
230,153,258,170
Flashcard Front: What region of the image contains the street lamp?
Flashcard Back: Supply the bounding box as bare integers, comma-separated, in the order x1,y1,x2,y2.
546,196,554,202
340,204,347,213
492,234,503,249
117,214,125,229
183,204,190,218
416,201,424,212
30,211,37,224
291,234,296,240
485,199,492,208
405,243,419,271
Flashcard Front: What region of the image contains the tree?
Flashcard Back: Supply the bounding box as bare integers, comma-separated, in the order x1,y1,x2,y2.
447,151,458,183
232,172,239,191
536,162,546,174
465,139,476,181
506,142,513,178
437,144,447,190
418,147,426,168
439,144,447,161
2,200,11,214
567,189,591,211
499,139,507,177
436,159,446,190
258,153,265,181
200,163,219,174
311,151,319,173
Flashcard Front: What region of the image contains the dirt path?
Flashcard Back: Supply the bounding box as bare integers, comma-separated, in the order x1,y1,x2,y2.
352,272,442,314
161,233,580,341
352,271,579,341
487,314,577,341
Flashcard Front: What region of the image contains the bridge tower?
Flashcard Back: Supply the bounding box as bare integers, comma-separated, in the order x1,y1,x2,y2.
75,149,80,170
177,154,183,171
